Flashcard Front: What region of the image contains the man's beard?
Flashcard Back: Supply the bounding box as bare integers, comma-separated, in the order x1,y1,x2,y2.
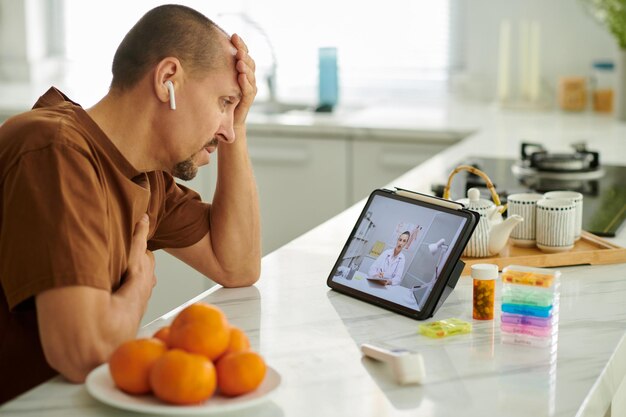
172,138,217,181
172,158,197,181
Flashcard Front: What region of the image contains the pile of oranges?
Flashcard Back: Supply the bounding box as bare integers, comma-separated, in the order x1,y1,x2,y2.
108,302,266,405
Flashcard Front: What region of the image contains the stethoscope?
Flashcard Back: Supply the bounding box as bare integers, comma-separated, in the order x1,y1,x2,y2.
383,252,402,277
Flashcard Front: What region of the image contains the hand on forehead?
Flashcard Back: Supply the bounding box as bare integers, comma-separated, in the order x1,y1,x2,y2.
230,33,249,52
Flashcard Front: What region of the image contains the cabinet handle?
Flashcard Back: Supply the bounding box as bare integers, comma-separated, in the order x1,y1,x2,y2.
250,147,311,165
380,152,427,169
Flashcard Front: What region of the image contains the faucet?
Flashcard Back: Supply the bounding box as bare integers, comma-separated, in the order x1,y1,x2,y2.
266,62,277,104
219,13,278,104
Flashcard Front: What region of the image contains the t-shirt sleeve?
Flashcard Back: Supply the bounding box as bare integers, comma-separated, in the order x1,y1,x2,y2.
0,144,110,311
147,173,210,251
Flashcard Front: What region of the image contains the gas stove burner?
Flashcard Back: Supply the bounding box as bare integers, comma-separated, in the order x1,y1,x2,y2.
513,141,605,180
515,175,600,195
512,163,605,180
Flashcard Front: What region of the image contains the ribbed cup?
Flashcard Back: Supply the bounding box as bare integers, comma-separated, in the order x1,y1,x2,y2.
543,191,583,241
536,198,576,253
508,193,543,247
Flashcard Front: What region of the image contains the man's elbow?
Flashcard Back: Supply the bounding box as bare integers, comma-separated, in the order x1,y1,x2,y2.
223,272,260,288
218,265,261,288
44,344,108,383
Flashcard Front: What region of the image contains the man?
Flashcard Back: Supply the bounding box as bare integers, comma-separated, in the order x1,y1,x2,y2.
368,231,410,285
0,5,260,403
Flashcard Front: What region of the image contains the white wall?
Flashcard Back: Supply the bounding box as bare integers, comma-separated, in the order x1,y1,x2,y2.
457,0,618,101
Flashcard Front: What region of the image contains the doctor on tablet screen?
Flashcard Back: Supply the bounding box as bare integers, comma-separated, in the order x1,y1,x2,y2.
368,231,409,285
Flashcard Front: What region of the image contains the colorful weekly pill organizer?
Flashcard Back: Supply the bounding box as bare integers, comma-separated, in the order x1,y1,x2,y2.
500,265,561,348
501,284,556,307
501,266,556,288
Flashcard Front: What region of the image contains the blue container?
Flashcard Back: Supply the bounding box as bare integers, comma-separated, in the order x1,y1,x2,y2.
318,47,338,110
501,303,554,318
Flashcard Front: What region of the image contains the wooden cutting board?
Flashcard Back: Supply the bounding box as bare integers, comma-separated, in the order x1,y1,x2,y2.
461,231,626,275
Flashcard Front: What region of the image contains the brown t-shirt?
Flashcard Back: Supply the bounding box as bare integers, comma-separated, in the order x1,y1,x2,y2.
0,87,211,404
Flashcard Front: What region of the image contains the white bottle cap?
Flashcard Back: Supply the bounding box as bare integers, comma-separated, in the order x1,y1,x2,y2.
471,263,499,280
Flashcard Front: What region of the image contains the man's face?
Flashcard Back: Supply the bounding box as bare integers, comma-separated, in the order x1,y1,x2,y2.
169,43,241,180
396,234,409,251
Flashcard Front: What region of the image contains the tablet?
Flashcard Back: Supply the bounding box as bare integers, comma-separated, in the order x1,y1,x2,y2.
327,188,479,320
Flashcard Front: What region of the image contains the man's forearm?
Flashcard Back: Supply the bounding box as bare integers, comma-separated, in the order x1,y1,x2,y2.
109,274,153,340
209,127,261,281
36,279,152,383
37,215,155,383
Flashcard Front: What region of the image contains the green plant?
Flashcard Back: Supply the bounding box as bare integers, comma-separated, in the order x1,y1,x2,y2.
580,0,626,49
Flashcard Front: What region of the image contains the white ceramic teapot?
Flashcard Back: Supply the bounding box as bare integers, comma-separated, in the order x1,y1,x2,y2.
457,188,523,257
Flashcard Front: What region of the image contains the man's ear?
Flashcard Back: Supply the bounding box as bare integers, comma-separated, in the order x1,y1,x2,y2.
153,57,182,106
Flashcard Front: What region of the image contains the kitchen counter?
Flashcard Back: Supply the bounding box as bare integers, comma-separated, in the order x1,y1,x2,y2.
247,100,626,166
245,100,484,144
2,208,625,417
2,101,626,416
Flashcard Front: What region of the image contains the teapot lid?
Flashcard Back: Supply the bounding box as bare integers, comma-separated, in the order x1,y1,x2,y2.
457,188,494,209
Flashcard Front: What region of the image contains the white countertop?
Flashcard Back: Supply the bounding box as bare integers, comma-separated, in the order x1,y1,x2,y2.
2,99,626,417
245,99,483,143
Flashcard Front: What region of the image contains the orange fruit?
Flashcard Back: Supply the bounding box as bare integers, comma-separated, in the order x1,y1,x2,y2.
169,303,230,361
150,349,217,405
216,351,267,397
222,326,250,356
152,326,170,345
108,338,167,395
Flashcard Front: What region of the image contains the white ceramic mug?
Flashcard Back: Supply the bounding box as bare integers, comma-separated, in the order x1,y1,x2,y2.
543,191,583,241
536,198,576,253
507,193,543,247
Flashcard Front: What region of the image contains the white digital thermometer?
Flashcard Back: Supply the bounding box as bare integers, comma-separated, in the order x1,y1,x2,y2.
361,343,426,385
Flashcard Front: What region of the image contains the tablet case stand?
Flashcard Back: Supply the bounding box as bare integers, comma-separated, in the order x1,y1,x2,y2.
429,259,465,319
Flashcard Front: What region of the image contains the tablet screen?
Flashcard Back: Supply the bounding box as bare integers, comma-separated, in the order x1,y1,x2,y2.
329,191,470,314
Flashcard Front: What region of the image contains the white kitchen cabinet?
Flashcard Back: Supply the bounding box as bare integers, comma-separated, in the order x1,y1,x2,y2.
144,251,214,325
248,135,349,254
351,140,448,203
198,134,447,255
197,134,349,255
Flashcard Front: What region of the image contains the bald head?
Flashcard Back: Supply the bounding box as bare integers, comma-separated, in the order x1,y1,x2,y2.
111,5,230,91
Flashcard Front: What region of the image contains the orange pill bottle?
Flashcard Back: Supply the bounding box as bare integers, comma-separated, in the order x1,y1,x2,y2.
472,264,498,320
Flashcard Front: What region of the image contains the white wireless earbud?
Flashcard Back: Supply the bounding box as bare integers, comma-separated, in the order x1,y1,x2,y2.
165,80,176,110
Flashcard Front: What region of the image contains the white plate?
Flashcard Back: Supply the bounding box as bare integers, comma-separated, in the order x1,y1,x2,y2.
85,362,281,415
